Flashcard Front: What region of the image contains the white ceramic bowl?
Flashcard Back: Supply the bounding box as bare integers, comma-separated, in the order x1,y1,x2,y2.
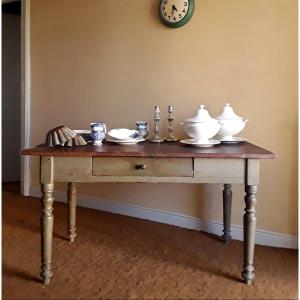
107,128,140,140
218,119,248,140
182,121,220,144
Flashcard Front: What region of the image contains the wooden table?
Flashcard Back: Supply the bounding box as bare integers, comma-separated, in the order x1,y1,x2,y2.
21,141,276,285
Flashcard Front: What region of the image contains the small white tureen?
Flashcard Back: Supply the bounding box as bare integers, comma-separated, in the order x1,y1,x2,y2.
181,105,221,144
216,103,248,140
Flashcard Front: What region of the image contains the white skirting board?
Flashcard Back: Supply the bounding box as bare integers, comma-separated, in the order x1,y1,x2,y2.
29,187,298,249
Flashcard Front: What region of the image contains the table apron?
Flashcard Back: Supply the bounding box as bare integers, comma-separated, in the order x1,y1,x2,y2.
41,156,259,185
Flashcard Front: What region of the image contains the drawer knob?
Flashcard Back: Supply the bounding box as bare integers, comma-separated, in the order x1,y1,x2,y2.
135,164,146,170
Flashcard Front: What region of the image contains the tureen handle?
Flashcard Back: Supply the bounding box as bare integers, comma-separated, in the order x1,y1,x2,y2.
243,119,249,124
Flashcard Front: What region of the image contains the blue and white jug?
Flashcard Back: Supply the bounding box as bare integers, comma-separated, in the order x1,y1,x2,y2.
90,122,107,145
136,121,148,138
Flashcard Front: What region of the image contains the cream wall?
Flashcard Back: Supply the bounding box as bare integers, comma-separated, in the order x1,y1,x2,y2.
30,0,298,236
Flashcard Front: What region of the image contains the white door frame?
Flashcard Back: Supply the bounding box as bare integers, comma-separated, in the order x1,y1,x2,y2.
21,0,30,195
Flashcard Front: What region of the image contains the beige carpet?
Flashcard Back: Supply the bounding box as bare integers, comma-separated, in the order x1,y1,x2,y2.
3,183,298,299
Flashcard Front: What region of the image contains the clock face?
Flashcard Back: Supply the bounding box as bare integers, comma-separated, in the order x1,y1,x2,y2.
159,0,194,28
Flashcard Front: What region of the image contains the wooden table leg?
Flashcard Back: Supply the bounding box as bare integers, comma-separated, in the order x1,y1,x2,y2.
242,185,257,285
221,183,232,243
67,182,77,242
41,183,54,285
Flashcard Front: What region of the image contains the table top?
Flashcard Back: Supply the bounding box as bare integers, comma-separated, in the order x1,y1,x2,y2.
21,141,276,159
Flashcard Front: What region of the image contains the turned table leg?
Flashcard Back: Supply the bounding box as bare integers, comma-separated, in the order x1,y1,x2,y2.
41,183,54,285
242,185,257,285
67,182,77,242
221,183,232,243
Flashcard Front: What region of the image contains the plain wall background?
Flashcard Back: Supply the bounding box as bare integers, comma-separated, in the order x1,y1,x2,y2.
29,0,297,236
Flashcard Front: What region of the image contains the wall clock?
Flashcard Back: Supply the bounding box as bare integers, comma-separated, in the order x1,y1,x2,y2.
159,0,195,28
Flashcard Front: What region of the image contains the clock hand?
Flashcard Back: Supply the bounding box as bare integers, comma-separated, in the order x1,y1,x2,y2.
172,4,178,17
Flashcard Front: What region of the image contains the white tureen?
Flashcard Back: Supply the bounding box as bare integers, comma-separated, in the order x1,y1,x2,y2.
216,103,248,140
181,105,221,144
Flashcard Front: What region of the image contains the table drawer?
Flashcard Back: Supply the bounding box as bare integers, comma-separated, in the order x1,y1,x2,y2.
92,157,193,177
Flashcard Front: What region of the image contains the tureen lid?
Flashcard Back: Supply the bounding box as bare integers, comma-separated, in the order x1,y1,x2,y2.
216,103,243,120
185,105,215,123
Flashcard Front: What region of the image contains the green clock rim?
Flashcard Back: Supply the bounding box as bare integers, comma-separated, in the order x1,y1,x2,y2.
159,0,195,28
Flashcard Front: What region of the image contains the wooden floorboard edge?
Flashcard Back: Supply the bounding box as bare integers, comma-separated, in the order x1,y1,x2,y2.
29,187,298,249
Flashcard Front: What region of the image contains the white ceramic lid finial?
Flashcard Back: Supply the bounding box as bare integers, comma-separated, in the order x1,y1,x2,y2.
216,103,243,120
184,104,216,123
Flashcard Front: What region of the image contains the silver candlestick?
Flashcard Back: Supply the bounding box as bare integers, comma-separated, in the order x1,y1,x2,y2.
165,105,178,142
149,105,163,143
